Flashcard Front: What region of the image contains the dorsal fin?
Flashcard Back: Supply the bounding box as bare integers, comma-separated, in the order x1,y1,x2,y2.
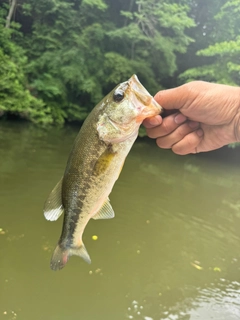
43,178,64,221
92,198,115,220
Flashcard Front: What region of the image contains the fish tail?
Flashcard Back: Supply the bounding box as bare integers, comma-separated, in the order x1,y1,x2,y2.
70,244,91,265
50,243,91,271
50,245,69,271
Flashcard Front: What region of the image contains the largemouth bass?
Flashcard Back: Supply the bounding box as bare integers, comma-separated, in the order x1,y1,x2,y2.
43,75,162,271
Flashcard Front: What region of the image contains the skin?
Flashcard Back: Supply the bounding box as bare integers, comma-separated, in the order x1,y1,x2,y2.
143,81,240,155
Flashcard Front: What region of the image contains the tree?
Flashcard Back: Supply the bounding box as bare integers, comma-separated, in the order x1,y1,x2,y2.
180,0,240,86
0,5,51,124
105,0,195,92
18,0,109,123
0,0,196,124
5,0,17,28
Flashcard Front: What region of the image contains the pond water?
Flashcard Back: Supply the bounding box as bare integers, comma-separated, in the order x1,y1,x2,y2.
1,121,240,320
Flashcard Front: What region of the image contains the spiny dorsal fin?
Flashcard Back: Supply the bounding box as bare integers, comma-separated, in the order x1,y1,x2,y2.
43,178,64,221
92,198,115,220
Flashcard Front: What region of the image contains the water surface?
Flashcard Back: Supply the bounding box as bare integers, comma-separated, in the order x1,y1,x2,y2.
1,122,240,320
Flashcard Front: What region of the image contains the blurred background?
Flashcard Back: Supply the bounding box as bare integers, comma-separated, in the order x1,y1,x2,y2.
0,0,239,125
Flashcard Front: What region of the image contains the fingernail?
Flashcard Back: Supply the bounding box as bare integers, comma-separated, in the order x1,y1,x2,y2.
188,121,199,129
196,129,203,137
175,114,187,124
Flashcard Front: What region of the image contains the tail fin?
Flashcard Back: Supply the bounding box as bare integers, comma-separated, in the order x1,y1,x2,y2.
50,243,91,271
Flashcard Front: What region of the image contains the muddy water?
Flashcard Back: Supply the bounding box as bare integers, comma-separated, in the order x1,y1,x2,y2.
1,122,240,320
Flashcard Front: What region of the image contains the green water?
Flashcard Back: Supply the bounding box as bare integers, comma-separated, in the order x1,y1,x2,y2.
1,122,240,320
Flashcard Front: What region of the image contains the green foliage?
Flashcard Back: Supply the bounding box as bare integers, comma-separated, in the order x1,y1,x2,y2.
81,0,107,10
0,0,195,124
0,9,52,124
229,142,240,148
180,0,240,85
20,0,110,123
0,48,50,124
108,0,195,81
5,0,240,125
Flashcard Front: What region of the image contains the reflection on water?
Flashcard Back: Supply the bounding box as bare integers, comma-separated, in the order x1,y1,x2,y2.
1,122,240,320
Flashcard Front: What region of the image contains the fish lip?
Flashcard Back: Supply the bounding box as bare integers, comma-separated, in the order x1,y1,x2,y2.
129,74,163,116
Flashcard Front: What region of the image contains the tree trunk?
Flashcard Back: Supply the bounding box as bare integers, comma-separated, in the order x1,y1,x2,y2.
5,0,17,28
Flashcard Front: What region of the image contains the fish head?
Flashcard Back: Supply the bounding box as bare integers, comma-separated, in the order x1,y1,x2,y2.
97,74,163,143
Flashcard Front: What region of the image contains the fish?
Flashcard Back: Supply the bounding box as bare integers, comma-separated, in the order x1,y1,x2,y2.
43,74,163,271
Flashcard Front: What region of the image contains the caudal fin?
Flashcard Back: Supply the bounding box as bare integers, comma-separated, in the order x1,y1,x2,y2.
50,243,91,271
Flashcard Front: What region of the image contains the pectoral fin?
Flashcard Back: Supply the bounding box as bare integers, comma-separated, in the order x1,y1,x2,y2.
93,198,115,220
43,178,64,221
93,147,116,176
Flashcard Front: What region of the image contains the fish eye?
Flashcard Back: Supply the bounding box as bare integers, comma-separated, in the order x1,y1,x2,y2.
113,90,124,102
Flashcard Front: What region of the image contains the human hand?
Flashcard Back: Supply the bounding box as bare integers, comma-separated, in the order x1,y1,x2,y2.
143,81,240,155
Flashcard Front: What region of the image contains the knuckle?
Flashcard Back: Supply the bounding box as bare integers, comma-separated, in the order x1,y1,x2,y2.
177,124,189,137
183,80,205,91
185,134,195,148
161,119,172,133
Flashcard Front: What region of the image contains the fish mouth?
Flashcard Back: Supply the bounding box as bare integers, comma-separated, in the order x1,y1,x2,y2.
129,74,163,121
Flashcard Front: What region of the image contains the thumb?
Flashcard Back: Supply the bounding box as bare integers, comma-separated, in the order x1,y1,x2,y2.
154,83,196,111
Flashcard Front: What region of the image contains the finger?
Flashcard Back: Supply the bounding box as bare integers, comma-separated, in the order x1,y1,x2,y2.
154,82,200,111
146,113,187,139
156,122,199,149
171,129,204,155
143,115,162,129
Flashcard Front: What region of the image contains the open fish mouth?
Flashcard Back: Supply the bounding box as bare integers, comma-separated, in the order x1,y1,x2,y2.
125,75,163,121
